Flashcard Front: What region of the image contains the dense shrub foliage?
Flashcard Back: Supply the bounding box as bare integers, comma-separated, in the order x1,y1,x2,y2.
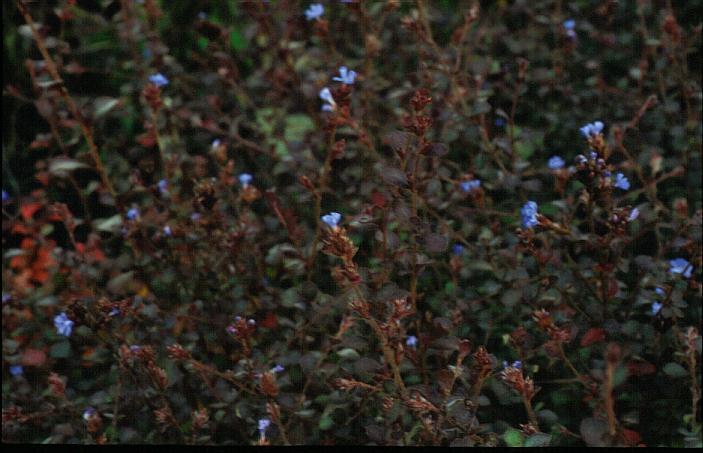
2,0,702,447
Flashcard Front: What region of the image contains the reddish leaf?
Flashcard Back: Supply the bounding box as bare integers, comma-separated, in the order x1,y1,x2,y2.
371,191,387,208
627,360,656,376
621,428,641,446
580,328,606,347
261,311,278,329
20,203,42,221
21,348,47,367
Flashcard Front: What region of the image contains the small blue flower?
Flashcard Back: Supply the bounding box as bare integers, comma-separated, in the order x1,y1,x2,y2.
226,325,237,335
163,225,173,237
126,208,139,221
613,173,630,191
548,156,565,170
2,293,11,304
502,360,522,370
669,258,693,279
129,345,141,352
239,173,253,187
654,287,665,297
459,179,481,193
258,418,271,438
579,121,604,138
2,190,9,202
406,335,418,348
333,66,357,85
305,3,324,20
191,212,201,222
627,208,639,222
54,312,74,337
148,73,169,87
9,365,23,377
563,19,575,30
452,243,465,256
248,319,256,326
270,364,285,373
211,139,221,148
520,201,539,229
83,407,96,421
651,301,663,315
495,117,506,127
109,307,121,317
321,212,342,228
319,87,336,110
157,179,168,195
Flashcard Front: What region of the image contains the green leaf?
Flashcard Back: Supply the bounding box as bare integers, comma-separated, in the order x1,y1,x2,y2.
318,414,334,431
662,362,688,378
93,97,120,118
336,348,360,360
48,158,89,177
49,341,71,358
524,433,551,447
229,29,247,50
94,215,123,232
503,428,524,447
284,114,315,142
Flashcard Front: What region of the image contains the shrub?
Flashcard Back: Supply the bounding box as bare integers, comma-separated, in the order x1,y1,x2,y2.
2,0,701,447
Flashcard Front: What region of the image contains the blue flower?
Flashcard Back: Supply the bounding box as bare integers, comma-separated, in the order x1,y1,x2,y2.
148,73,169,87
452,243,465,256
126,208,139,221
495,117,506,127
548,156,565,170
305,3,324,20
9,365,23,377
459,179,481,193
239,173,253,187
613,173,630,191
271,364,285,373
2,190,9,202
211,139,221,148
157,179,168,195
321,212,341,228
163,225,173,237
191,212,201,222
54,312,74,337
83,407,96,421
651,301,663,315
579,121,604,138
520,201,539,229
2,293,11,304
406,335,418,348
563,19,575,30
502,360,522,370
669,258,693,279
654,287,665,297
109,307,121,317
627,208,639,222
258,418,271,438
333,66,357,85
319,87,336,110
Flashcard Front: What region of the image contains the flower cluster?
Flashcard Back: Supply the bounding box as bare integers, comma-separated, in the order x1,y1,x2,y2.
304,3,324,21
54,312,74,337
520,201,539,229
